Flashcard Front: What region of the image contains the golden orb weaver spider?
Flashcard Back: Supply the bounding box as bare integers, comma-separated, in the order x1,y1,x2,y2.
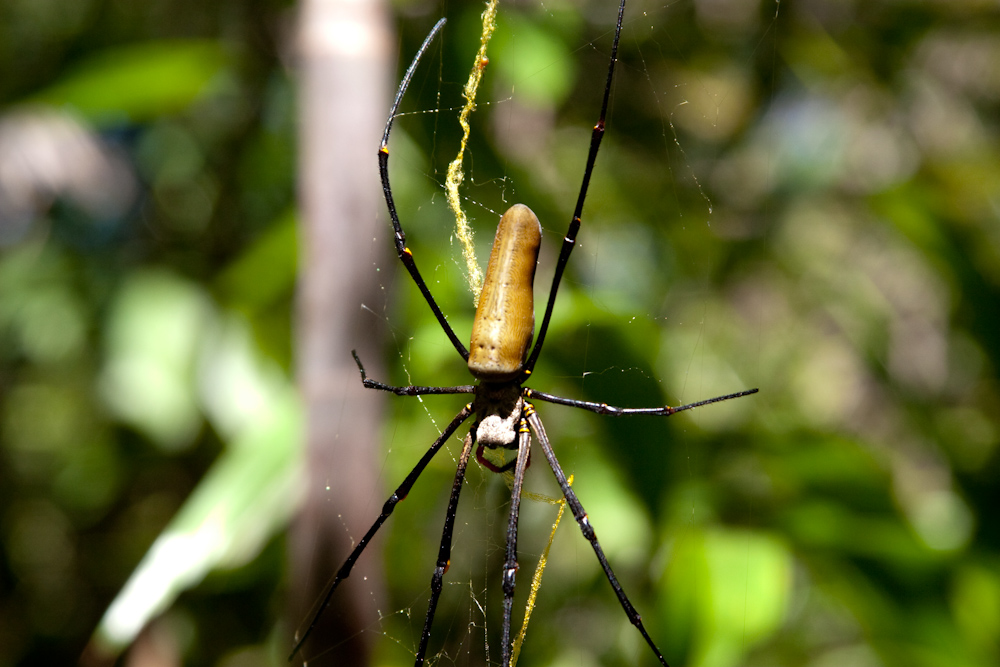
291,1,757,664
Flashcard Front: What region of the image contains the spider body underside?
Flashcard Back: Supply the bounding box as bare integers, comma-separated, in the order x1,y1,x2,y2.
473,383,523,455
290,1,758,665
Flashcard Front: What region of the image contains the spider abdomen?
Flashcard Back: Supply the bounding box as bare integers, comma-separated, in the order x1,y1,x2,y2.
468,204,542,382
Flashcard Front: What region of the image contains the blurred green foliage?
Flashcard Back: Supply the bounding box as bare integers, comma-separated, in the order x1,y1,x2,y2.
0,0,297,664
1,0,999,666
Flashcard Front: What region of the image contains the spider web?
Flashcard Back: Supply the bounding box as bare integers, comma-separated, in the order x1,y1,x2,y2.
307,1,776,665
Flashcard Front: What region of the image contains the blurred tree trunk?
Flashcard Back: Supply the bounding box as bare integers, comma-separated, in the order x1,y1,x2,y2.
292,0,392,663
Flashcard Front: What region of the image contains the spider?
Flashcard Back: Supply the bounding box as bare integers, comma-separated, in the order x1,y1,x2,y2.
291,1,757,665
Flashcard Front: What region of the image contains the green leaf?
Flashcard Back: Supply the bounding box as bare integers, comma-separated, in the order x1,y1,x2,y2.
30,40,229,123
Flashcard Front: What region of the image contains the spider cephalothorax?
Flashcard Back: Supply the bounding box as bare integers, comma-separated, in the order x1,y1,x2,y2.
471,384,526,473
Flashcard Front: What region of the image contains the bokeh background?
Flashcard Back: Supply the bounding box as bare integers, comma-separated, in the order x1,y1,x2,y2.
1,0,998,666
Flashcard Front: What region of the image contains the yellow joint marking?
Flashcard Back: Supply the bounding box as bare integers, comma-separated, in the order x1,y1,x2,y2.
443,559,451,574
523,369,531,376
444,0,498,307
380,146,389,155
403,247,413,256
523,404,536,417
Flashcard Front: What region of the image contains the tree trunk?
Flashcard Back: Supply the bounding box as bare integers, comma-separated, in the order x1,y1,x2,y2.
292,0,392,662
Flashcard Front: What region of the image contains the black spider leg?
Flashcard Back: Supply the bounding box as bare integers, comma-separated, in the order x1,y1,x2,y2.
500,415,533,667
414,430,477,666
288,404,474,662
352,350,476,396
379,17,470,361
524,403,672,667
523,0,628,375
527,386,759,416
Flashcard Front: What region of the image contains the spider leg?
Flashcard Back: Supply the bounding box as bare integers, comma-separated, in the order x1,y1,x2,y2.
414,430,477,666
500,417,533,667
524,404,672,667
524,0,627,374
353,351,476,396
527,386,759,416
289,404,473,662
380,18,470,362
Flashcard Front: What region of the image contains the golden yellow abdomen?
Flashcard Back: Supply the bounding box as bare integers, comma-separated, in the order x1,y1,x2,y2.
467,204,542,382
